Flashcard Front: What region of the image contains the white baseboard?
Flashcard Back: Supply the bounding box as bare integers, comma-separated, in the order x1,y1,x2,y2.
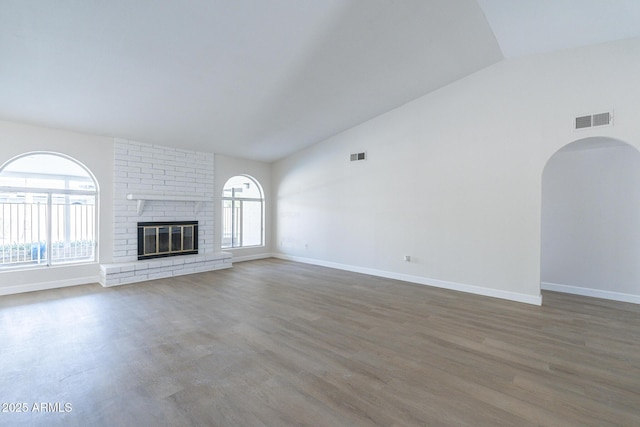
0,276,100,296
230,253,274,263
273,254,542,306
541,282,640,304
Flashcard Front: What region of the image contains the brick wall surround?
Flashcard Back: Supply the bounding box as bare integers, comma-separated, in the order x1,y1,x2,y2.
100,139,231,287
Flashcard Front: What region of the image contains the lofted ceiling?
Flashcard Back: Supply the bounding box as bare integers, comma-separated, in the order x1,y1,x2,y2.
1,0,640,162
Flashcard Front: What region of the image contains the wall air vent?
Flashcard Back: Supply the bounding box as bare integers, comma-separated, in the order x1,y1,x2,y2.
592,112,611,127
350,152,366,161
575,115,592,129
574,111,613,130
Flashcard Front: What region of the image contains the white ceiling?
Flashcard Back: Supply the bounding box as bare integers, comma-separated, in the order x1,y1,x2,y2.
1,1,639,162
477,0,640,58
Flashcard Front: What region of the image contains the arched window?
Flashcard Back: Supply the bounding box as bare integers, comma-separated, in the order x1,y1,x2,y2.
222,175,264,248
0,152,98,268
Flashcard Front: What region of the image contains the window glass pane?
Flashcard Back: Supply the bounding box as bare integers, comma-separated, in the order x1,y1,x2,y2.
242,200,262,246
221,199,233,248
232,200,242,247
222,175,261,199
0,154,95,191
0,192,48,268
50,194,96,264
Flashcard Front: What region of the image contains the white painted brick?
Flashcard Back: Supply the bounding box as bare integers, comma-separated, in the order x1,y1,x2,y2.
121,167,142,175
103,277,120,286
125,161,151,169
157,259,173,268
165,169,186,177
134,184,154,191
127,172,153,180
153,165,173,173
152,153,176,162
118,264,136,273
141,146,166,155
117,271,135,279
102,265,120,274
133,262,148,271
134,141,156,149
147,271,170,280
152,184,176,191
123,275,145,284
115,153,141,162
179,266,197,275
113,247,130,255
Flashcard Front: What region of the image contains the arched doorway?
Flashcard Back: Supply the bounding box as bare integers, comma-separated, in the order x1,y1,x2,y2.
541,137,640,303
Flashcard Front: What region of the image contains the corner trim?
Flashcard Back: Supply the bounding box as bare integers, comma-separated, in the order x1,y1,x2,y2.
0,276,100,296
273,254,542,306
541,281,640,304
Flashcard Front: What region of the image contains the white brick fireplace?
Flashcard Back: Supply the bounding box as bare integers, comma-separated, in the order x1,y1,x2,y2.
99,139,231,287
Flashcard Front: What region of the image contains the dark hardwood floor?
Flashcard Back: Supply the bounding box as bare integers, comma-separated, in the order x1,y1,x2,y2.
1,258,639,426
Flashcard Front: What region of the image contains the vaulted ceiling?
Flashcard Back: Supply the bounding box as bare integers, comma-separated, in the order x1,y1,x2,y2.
1,0,640,162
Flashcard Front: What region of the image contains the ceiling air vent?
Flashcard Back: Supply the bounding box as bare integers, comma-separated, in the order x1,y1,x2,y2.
574,111,612,130
350,152,366,161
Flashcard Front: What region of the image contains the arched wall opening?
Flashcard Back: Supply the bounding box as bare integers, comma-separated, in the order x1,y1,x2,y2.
541,137,640,304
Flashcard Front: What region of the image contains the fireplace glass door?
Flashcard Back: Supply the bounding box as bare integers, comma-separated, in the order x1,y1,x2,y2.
138,221,198,260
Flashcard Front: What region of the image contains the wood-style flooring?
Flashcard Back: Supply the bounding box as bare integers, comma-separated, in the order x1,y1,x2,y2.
1,258,639,426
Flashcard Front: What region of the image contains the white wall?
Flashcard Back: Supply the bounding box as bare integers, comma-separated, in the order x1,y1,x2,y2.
272,37,640,305
542,139,640,302
214,154,272,261
0,120,114,294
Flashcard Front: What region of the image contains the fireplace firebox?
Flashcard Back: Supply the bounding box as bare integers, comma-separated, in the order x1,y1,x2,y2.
137,221,198,260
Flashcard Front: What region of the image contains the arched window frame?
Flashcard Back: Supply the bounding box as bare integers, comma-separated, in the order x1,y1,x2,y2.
221,175,264,249
0,152,99,269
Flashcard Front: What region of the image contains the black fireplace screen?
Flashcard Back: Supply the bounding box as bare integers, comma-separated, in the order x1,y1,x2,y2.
137,221,198,260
